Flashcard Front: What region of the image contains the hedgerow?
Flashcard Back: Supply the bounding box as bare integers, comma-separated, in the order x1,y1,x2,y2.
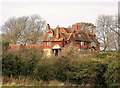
2,49,120,87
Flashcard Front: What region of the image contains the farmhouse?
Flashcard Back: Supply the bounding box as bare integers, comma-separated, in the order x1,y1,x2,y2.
8,22,100,57
43,23,100,57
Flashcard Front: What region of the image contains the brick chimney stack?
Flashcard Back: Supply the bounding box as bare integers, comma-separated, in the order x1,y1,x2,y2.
47,24,50,31
73,23,81,31
56,25,60,39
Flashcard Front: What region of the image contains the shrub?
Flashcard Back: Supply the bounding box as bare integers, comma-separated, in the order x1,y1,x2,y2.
2,52,24,78
104,60,120,87
34,59,56,83
18,49,41,78
2,49,42,79
2,46,119,87
0,40,9,50
54,56,71,83
88,60,107,87
66,61,90,85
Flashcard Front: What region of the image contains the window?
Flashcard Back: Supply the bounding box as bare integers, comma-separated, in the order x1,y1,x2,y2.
66,40,69,44
81,42,84,45
47,42,51,46
78,34,81,37
73,34,75,38
48,33,53,38
91,42,95,46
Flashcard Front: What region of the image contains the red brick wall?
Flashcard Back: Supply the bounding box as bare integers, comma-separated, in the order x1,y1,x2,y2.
87,42,91,48
43,41,63,49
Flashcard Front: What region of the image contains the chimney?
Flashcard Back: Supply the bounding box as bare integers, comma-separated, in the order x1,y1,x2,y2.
56,25,60,39
47,24,50,31
73,23,80,31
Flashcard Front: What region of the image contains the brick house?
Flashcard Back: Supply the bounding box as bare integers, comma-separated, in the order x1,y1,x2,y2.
43,23,100,56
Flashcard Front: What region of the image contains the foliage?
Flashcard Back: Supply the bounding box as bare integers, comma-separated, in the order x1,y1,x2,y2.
54,56,70,82
2,52,23,78
88,61,107,87
34,59,56,82
104,59,120,87
2,49,120,87
54,56,107,87
0,40,9,50
2,48,43,79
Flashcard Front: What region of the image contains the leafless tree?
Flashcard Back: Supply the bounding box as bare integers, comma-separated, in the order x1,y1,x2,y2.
96,15,119,51
1,14,46,44
80,22,96,33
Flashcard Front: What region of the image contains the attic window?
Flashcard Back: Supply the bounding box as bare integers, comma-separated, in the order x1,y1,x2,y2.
78,34,81,37
48,33,53,38
73,34,75,38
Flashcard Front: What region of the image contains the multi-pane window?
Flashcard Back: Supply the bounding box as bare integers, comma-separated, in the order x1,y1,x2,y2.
91,42,95,46
48,33,53,38
78,34,81,37
81,42,84,45
47,42,51,46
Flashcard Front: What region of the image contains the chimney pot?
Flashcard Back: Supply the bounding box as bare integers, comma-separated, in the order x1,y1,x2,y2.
56,25,60,39
47,24,50,30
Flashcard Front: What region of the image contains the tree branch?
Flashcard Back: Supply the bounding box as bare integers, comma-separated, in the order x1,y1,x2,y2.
109,27,120,36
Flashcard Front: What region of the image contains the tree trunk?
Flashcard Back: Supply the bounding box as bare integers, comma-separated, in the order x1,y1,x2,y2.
102,46,107,51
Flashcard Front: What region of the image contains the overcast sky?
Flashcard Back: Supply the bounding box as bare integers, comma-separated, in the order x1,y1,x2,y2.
0,0,118,28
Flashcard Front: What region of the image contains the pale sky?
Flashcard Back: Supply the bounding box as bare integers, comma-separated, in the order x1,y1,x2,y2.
0,0,119,28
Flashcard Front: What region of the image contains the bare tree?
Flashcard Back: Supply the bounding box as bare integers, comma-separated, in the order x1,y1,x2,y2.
109,15,120,36
1,14,46,44
80,22,96,33
96,15,118,51
1,17,24,43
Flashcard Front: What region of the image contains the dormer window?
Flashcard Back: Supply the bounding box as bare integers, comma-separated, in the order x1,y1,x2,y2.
48,33,53,38
78,34,81,37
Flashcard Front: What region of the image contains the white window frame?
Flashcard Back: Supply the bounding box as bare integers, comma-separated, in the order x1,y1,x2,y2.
81,42,84,45
47,42,51,46
78,34,81,37
48,33,53,38
91,42,95,47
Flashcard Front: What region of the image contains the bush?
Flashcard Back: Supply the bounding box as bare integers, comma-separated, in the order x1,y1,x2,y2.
2,48,119,87
18,49,41,78
65,61,90,85
88,61,107,87
2,52,24,78
104,60,120,87
0,40,9,50
54,56,70,83
2,49,42,79
34,59,56,83
54,56,107,87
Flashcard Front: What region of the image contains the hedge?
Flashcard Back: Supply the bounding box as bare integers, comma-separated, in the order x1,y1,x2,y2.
2,51,120,87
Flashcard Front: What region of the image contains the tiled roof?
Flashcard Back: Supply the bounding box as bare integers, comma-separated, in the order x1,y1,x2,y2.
43,23,99,44
43,28,72,41
64,28,73,33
